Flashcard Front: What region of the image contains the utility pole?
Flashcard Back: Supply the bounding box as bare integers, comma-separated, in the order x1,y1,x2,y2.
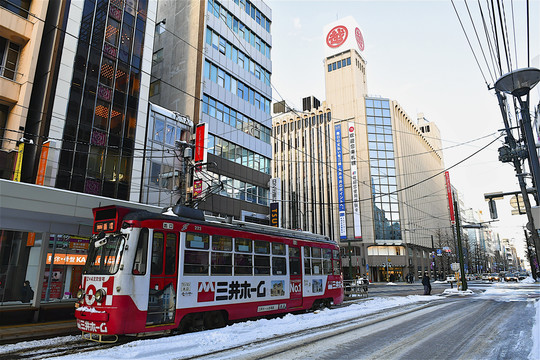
431,235,437,280
454,199,468,291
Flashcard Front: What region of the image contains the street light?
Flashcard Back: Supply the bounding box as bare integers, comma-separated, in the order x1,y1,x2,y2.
495,68,540,203
494,67,540,279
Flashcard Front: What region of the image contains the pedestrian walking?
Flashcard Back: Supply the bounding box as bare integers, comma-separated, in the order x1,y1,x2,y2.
422,272,431,295
21,280,34,303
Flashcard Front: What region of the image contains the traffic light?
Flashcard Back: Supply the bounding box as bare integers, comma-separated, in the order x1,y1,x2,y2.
488,199,498,219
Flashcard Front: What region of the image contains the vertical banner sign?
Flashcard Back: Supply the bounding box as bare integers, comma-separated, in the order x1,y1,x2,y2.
445,171,455,224
194,123,208,164
335,124,347,239
193,123,208,199
269,178,282,227
13,142,24,182
36,141,50,186
348,123,362,239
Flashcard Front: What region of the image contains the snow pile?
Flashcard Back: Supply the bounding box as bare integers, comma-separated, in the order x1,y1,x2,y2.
39,296,439,360
442,288,474,296
385,282,398,286
530,300,540,360
521,276,536,284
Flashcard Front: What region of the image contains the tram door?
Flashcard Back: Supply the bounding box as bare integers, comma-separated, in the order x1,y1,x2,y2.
289,245,303,308
147,231,178,326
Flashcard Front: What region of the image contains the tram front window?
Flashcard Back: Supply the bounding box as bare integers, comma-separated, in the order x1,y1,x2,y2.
85,234,126,275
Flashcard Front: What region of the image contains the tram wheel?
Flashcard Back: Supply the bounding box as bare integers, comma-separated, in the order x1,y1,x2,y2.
203,311,227,329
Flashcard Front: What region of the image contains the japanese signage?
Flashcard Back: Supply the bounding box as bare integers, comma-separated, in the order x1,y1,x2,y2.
348,123,362,239
269,178,281,227
323,16,366,59
36,141,50,186
335,124,346,239
12,142,24,182
196,280,267,302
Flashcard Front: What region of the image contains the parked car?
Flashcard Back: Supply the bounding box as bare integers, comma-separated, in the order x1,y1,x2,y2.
481,273,490,281
446,275,456,282
518,272,528,280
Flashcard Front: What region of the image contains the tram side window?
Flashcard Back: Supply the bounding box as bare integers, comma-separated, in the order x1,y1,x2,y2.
272,257,286,275
254,240,270,275
186,232,209,249
235,238,252,252
254,240,269,254
254,255,270,275
272,243,285,255
234,254,253,275
212,235,232,251
132,228,148,275
311,247,322,275
184,250,209,275
323,248,332,275
164,233,177,275
304,247,311,275
332,249,341,275
211,252,232,275
289,247,301,275
151,232,164,275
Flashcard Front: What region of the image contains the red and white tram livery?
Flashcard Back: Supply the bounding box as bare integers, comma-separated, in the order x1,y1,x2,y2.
75,205,344,341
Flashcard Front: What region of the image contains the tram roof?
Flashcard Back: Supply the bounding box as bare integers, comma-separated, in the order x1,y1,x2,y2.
122,205,336,245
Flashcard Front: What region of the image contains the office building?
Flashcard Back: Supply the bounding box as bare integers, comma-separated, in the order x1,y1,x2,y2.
272,16,452,281
150,0,272,223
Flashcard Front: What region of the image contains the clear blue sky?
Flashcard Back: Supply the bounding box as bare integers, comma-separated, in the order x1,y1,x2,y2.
267,0,540,259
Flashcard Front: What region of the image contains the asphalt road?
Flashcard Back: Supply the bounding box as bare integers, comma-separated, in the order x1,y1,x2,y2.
259,282,538,360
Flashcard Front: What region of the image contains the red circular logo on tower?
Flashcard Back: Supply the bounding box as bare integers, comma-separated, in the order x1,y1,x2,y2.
326,25,348,48
355,27,364,51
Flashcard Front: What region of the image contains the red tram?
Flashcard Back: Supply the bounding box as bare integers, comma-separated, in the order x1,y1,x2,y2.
75,205,344,342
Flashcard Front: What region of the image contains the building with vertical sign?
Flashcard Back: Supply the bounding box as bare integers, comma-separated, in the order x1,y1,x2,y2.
272,16,452,281
0,0,161,318
150,0,272,223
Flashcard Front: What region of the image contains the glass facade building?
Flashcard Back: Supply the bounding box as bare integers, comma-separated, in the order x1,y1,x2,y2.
365,98,401,242
55,0,150,200
151,0,272,221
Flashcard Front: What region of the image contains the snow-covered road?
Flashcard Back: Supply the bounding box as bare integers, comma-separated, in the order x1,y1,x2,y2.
1,280,538,360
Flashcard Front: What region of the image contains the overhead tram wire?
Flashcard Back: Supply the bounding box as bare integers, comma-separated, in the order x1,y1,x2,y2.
510,0,518,69
464,0,496,84
478,0,501,81
452,0,491,86
5,0,494,228
5,0,497,191
496,0,513,74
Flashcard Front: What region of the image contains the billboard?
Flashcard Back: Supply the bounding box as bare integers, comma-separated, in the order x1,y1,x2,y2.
323,16,366,59
348,122,362,239
335,124,346,239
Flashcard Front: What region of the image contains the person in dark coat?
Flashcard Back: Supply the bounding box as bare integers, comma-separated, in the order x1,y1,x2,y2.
21,280,34,303
422,272,431,295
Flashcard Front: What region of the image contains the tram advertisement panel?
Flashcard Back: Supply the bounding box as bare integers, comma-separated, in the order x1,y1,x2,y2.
179,276,329,308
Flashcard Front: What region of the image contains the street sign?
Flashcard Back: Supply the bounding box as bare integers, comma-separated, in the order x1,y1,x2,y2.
451,262,460,271
510,195,526,215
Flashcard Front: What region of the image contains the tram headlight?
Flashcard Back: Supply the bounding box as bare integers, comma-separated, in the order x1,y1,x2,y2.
76,289,85,300
95,288,106,303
